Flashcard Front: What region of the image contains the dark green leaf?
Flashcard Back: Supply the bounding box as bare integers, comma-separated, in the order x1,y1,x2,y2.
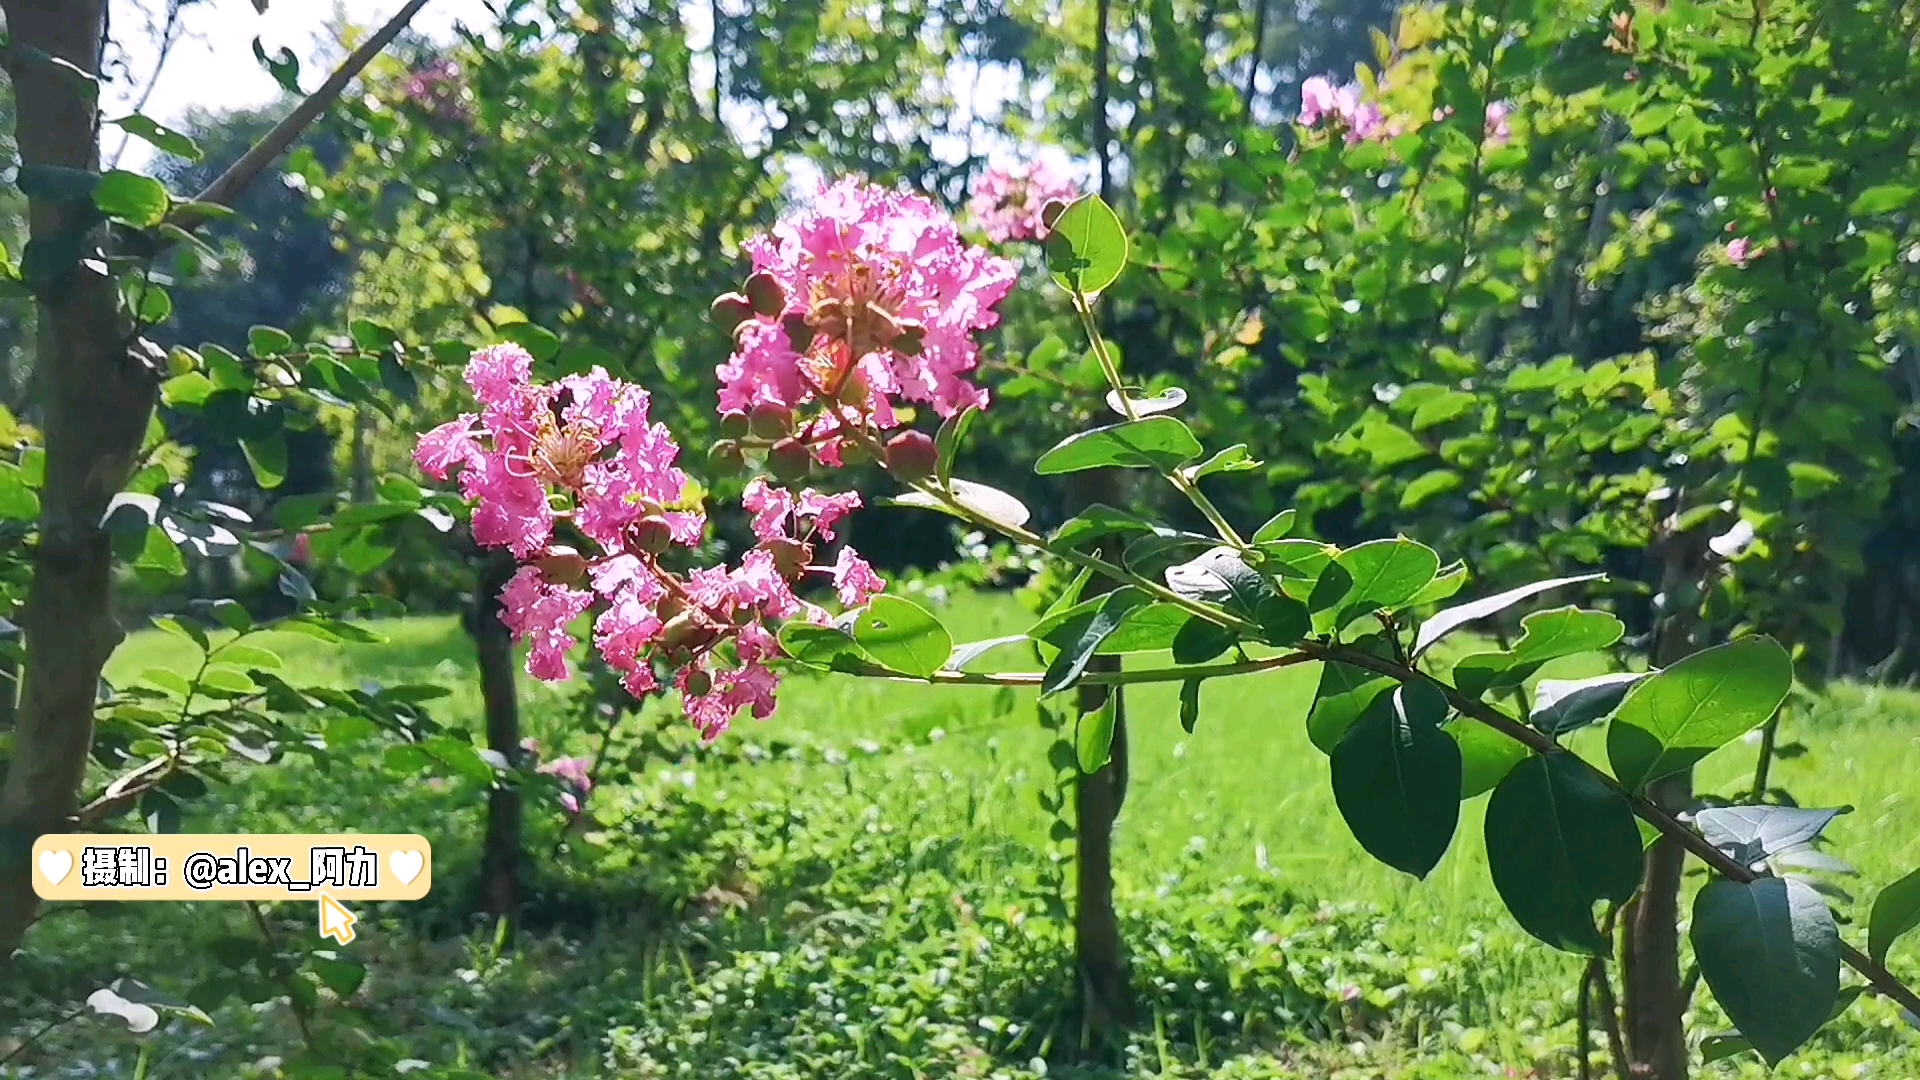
1035,416,1204,475
308,952,365,998
1412,573,1606,656
1692,877,1839,1065
1485,755,1643,953
1869,867,1920,964
1163,546,1272,615
779,623,882,673
1170,617,1235,664
933,406,977,489
1307,653,1397,755
1182,443,1261,481
1607,637,1794,792
1049,503,1160,549
853,596,952,680
252,38,302,93
1331,683,1460,877
1095,603,1189,653
15,164,100,202
498,322,560,362
93,171,170,227
1045,194,1129,294
1254,592,1310,646
1530,672,1650,734
207,598,251,633
1042,589,1149,694
1075,694,1118,773
1700,1033,1754,1064
424,736,497,785
1179,678,1201,733
1850,184,1914,216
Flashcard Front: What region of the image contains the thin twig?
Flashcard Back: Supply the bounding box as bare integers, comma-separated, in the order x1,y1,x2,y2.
0,1006,86,1067
246,902,316,1050
186,0,434,213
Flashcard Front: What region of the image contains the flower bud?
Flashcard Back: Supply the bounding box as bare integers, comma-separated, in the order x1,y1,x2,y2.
682,668,713,698
748,402,794,440
837,439,870,466
767,438,811,482
707,440,746,476
661,611,718,653
744,271,786,317
710,292,755,332
884,430,939,482
718,411,750,439
534,546,589,586
632,516,674,556
782,312,817,351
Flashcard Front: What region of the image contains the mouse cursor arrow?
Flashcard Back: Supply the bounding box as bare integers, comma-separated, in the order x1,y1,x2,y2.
318,892,357,946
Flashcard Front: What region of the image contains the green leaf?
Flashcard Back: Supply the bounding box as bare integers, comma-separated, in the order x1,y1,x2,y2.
160,372,216,408
337,531,395,574
93,170,170,227
1075,694,1119,773
1045,194,1129,295
1485,755,1643,954
239,434,288,489
109,115,202,161
348,318,398,352
1095,603,1189,653
1692,878,1839,1065
1042,589,1149,695
853,596,952,680
1412,574,1606,656
1406,563,1468,607
1850,184,1915,216
777,624,880,673
1254,592,1310,647
1049,503,1160,549
207,598,252,633
1869,867,1920,964
1307,654,1396,754
0,467,39,521
1163,546,1274,617
308,952,365,998
1451,718,1530,798
1035,416,1204,475
198,667,259,696
1452,608,1626,697
1170,616,1235,664
1330,684,1460,878
1334,538,1441,624
424,736,498,785
1606,637,1794,792
933,406,977,490
247,325,294,359
218,644,282,671
1105,386,1186,417
1179,678,1201,733
1251,509,1296,543
1182,443,1262,482
1700,1033,1755,1065
498,322,560,363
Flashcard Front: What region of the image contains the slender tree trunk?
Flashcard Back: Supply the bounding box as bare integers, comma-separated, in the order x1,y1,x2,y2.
1073,471,1132,1037
1621,531,1710,1080
469,549,522,931
0,0,156,958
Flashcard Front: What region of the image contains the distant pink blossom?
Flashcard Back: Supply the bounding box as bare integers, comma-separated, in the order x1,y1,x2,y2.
1484,100,1514,145
716,178,1018,465
1300,76,1340,126
968,157,1081,243
536,756,593,814
1726,237,1757,267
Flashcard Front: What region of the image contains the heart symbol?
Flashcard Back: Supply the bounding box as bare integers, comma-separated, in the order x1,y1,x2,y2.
389,849,424,886
39,849,73,886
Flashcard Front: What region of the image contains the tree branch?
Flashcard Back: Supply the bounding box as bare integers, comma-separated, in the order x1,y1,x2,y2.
185,0,434,213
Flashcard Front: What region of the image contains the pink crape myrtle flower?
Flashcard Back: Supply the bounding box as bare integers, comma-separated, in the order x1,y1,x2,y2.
1726,237,1757,267
968,156,1082,243
415,344,893,741
536,756,593,814
1300,76,1340,126
714,178,1017,465
1484,100,1514,146
1297,76,1389,145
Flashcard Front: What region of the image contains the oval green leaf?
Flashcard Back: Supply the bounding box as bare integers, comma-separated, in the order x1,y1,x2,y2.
1329,684,1460,878
1606,637,1794,792
1869,867,1920,965
1692,877,1839,1066
852,596,953,680
1035,416,1204,475
1485,754,1643,954
1045,194,1129,295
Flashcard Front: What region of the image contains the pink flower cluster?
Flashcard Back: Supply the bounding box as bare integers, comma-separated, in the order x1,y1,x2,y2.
968,157,1082,243
1726,236,1758,268
403,57,470,124
1300,76,1514,147
714,178,1018,467
536,755,594,815
416,343,886,741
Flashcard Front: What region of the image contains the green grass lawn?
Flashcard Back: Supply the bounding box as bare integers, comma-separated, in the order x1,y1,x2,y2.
10,590,1920,1078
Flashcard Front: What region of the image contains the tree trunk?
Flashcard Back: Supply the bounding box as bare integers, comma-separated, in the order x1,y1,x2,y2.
1073,471,1132,1038
0,0,158,958
469,549,523,930
1623,771,1692,1080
